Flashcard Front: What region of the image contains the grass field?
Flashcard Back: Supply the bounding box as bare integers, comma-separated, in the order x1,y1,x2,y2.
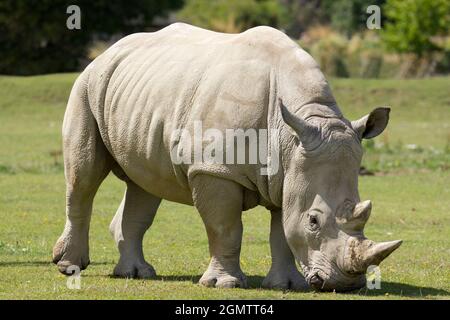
0,74,449,299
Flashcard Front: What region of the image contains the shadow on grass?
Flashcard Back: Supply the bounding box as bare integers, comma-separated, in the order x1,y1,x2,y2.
0,261,111,267
149,275,449,297
158,274,266,288
347,281,449,297
155,274,294,290
108,274,267,289
0,261,52,267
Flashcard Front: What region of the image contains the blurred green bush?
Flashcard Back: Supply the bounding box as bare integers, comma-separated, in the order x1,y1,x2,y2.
382,0,450,77
0,0,183,75
0,0,448,77
177,0,287,33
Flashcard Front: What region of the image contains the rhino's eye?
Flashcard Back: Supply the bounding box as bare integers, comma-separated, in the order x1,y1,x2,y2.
308,214,320,230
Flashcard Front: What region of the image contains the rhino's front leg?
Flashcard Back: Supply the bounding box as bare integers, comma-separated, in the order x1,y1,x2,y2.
262,210,308,291
190,175,247,288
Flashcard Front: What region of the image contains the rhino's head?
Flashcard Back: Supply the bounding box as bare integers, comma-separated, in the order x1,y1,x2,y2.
279,100,402,292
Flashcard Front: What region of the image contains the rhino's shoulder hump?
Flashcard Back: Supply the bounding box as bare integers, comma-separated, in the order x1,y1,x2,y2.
161,22,226,36
233,26,298,55
241,26,294,44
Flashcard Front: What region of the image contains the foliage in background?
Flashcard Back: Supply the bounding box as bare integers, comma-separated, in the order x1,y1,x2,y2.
281,0,386,38
0,0,183,75
347,33,384,78
177,0,287,33
327,0,386,37
300,26,350,77
382,0,450,77
0,0,449,77
300,28,388,78
279,0,327,37
383,0,449,57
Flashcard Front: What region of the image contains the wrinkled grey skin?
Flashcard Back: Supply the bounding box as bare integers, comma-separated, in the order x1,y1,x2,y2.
53,23,402,292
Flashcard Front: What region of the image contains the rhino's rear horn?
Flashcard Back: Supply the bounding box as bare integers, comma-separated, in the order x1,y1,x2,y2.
339,200,372,232
279,98,322,150
349,200,372,231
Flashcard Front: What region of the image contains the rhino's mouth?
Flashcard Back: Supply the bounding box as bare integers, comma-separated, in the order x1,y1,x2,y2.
300,257,365,292
305,270,326,290
299,261,327,290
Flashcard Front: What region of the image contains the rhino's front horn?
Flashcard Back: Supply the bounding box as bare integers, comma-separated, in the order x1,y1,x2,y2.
363,240,403,267
279,98,322,150
345,238,403,274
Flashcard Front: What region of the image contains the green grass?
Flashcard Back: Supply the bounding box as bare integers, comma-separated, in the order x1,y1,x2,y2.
0,74,449,299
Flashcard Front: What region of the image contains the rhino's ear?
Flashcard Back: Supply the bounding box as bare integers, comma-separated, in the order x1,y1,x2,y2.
351,107,390,140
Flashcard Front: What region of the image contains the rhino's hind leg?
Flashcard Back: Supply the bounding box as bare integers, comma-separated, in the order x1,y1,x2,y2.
53,75,113,274
262,210,308,291
109,181,161,279
190,175,247,289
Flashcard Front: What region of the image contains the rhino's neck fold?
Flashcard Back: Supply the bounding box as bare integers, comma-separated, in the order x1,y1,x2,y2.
294,102,343,121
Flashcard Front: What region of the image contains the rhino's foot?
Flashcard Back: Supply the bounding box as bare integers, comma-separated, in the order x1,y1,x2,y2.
113,260,156,279
52,234,90,275
199,270,248,289
262,265,309,291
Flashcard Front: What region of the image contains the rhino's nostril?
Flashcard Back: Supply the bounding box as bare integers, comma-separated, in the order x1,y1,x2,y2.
309,274,324,289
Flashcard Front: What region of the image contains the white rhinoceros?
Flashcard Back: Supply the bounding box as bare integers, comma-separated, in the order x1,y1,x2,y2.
53,23,402,291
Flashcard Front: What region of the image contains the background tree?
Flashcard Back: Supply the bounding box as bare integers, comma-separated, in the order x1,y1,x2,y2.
383,0,449,57
0,0,184,75
279,0,328,38
279,0,386,38
326,0,386,37
382,0,450,76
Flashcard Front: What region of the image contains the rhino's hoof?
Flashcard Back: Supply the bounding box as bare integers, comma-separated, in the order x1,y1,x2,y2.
113,262,156,279
55,260,90,275
262,269,309,291
52,239,90,275
199,273,248,289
